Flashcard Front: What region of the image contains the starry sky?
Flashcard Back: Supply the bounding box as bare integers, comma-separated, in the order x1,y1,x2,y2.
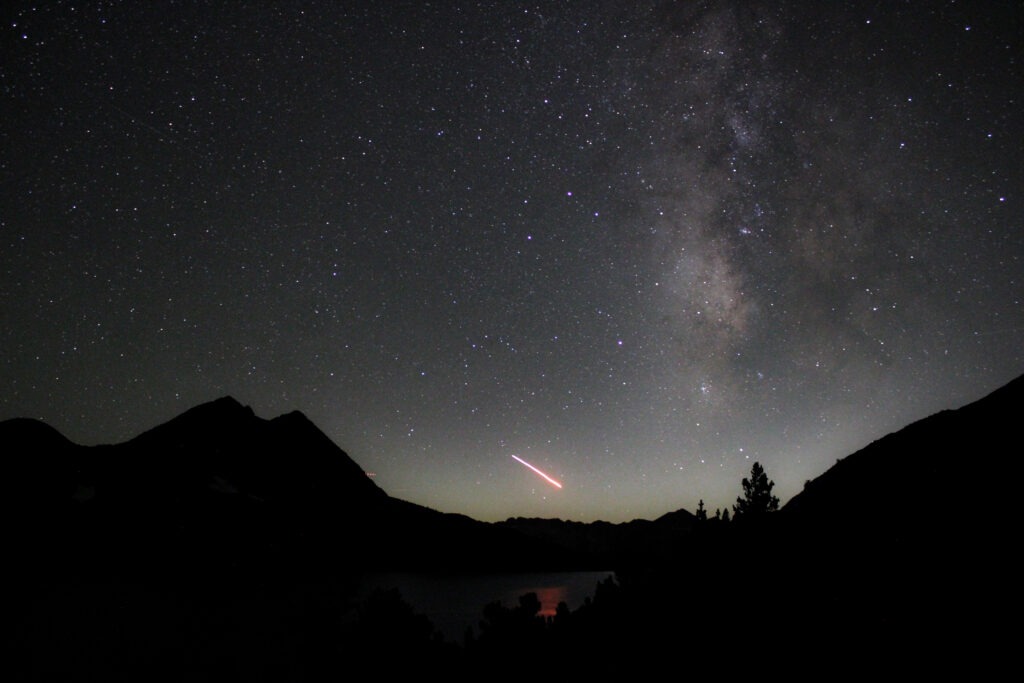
3,1,1021,523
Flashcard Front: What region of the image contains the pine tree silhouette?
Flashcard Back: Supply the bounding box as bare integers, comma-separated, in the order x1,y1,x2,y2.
732,462,779,520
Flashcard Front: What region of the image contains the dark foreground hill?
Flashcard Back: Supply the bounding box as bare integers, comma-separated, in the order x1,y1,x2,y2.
609,374,1022,675
781,371,1020,533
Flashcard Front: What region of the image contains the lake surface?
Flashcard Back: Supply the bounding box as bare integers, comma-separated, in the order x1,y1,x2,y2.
355,571,614,642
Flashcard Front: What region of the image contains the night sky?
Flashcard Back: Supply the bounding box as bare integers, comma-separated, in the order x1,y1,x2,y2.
3,1,1021,522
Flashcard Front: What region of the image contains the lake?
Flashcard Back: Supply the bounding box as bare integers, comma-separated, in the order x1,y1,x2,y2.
355,570,615,642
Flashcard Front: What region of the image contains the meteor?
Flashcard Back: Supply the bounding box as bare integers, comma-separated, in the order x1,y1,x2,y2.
510,454,563,489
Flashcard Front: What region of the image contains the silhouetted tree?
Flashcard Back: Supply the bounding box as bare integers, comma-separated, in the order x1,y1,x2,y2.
721,508,730,522
696,499,707,521
732,462,779,520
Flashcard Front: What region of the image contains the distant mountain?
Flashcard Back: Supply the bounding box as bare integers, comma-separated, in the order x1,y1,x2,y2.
122,396,386,508
5,397,576,578
8,374,1021,581
14,377,1021,677
498,508,696,564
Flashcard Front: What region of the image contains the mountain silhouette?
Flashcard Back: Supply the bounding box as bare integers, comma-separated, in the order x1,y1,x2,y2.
124,396,384,504
6,397,576,579
14,377,1021,677
781,373,1020,533
498,507,696,564
612,374,1022,673
7,375,1021,581
768,374,1019,665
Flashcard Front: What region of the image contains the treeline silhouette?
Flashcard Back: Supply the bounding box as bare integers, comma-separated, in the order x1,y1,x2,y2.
287,458,998,676
22,464,781,678
26,461,978,679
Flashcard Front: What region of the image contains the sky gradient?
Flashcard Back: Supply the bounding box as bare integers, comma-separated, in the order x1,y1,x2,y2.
3,1,1021,522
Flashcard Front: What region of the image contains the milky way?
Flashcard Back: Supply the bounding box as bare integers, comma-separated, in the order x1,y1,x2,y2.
2,1,1021,521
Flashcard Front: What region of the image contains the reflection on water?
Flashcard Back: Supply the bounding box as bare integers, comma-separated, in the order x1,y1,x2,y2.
356,571,613,641
529,586,567,617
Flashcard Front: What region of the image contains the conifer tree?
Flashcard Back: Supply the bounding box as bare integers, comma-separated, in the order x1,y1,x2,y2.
732,462,779,520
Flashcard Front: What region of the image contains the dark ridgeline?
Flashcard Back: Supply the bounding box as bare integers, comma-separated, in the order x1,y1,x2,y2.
497,508,697,563
8,396,577,582
11,375,1020,677
598,374,1022,676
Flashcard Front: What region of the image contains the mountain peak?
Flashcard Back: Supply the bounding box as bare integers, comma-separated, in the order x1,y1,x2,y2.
182,395,254,420
0,417,74,450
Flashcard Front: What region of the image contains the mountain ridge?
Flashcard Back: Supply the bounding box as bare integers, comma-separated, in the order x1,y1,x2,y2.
4,395,583,576
7,373,1021,578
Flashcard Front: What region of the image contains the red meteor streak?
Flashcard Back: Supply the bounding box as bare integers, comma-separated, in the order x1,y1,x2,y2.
511,454,563,489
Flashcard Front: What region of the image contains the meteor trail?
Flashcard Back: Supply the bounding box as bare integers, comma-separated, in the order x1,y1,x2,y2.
510,455,563,489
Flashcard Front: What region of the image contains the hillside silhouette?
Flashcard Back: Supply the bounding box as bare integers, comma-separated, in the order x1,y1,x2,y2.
7,396,576,579
12,375,1020,677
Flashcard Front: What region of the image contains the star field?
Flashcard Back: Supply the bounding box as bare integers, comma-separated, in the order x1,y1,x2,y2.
2,1,1021,522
